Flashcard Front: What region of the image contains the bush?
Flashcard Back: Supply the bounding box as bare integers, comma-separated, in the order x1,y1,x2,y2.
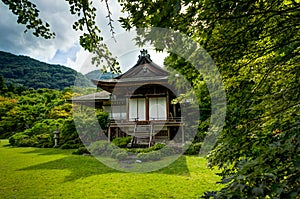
115,152,128,160
60,139,84,149
8,133,26,146
9,133,35,147
88,140,110,155
96,111,109,129
112,136,132,148
184,142,202,155
34,133,53,148
153,143,166,150
89,140,129,159
24,119,61,137
160,145,176,156
72,147,90,155
111,147,122,158
137,151,162,161
8,119,60,147
59,117,82,146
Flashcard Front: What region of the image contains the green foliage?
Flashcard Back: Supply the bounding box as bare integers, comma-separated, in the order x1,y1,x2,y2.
115,151,128,160
8,119,60,147
2,0,299,197
85,71,119,81
136,150,161,161
127,143,166,154
1,88,70,138
9,132,53,148
112,136,132,148
183,142,202,155
131,143,177,162
1,0,55,39
1,86,109,149
59,117,82,148
119,0,300,198
96,110,109,129
8,133,29,146
0,51,92,90
89,140,125,158
60,141,83,149
72,147,90,155
152,142,166,150
72,109,109,146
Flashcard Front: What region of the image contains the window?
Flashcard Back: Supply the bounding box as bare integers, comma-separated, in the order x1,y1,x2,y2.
104,105,126,120
129,98,146,121
149,97,167,120
111,105,126,120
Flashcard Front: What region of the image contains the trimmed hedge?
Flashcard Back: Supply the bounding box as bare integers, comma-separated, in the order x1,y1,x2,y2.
112,136,132,148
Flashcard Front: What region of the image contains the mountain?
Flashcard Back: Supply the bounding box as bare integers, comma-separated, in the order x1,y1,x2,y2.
85,70,119,81
0,51,93,90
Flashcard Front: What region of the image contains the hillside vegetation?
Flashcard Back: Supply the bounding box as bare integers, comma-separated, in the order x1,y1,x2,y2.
85,70,119,80
0,51,92,90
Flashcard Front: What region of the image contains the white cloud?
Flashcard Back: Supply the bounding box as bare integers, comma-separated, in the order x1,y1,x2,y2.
66,46,90,73
0,0,167,73
0,0,83,70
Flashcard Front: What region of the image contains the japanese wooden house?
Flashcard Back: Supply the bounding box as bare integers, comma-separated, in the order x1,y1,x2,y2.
73,50,184,146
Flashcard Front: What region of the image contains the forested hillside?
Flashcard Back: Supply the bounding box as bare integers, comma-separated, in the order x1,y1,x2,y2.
0,51,93,90
85,70,118,80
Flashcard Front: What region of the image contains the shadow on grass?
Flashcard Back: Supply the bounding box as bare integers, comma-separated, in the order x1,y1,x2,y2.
18,155,121,182
153,156,191,176
17,147,190,182
2,143,12,147
20,147,75,155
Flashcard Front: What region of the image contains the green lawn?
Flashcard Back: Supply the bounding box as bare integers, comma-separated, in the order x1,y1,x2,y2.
0,140,222,198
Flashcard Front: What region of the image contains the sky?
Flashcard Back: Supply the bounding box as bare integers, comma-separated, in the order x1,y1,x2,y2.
0,0,167,74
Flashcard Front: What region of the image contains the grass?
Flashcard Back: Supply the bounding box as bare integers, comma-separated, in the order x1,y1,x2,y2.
0,140,222,198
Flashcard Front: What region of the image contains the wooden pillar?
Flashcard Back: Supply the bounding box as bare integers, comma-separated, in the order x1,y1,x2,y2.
108,127,111,142
181,124,185,143
166,91,170,119
126,97,129,121
173,104,176,118
146,96,149,121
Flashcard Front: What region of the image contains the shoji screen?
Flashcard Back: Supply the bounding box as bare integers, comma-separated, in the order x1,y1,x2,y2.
149,97,167,120
129,98,146,121
111,105,126,120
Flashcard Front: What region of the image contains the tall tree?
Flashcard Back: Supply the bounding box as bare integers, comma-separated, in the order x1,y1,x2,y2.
2,0,300,197
118,0,300,197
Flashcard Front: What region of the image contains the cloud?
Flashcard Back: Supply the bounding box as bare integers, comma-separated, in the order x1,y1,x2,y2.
0,0,83,70
0,0,166,72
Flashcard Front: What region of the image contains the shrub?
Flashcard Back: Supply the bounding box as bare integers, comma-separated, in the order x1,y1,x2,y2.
59,117,81,146
34,133,53,148
60,143,70,149
9,133,29,146
115,151,128,160
8,119,60,147
160,145,176,156
137,151,162,161
153,143,166,150
112,136,132,148
60,139,84,149
184,142,202,155
96,111,109,129
88,140,110,155
111,148,122,158
72,147,90,155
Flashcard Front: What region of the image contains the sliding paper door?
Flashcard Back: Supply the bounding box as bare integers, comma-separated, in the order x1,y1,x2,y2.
129,98,146,121
149,97,167,120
